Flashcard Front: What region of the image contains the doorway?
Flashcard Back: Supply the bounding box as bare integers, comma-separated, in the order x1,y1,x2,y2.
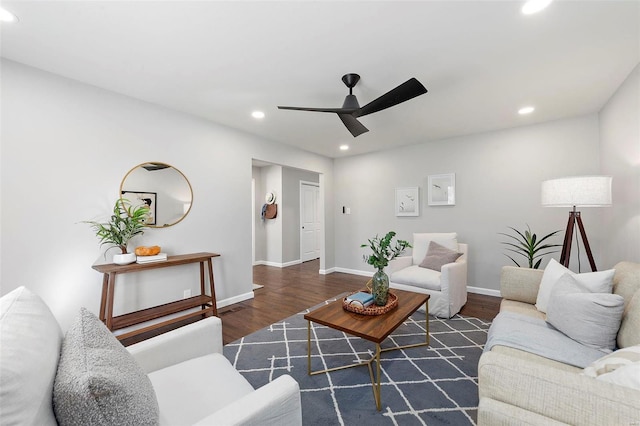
251,161,323,271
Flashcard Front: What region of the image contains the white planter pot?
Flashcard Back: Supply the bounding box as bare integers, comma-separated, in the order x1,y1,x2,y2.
113,252,136,265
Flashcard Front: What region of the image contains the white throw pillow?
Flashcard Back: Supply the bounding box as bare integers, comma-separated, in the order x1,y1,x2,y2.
546,273,624,351
0,286,62,426
582,345,640,390
596,363,640,390
582,344,640,377
535,258,615,313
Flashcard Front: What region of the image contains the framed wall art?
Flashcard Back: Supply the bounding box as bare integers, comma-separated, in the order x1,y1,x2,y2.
395,187,419,216
428,173,455,206
121,191,157,225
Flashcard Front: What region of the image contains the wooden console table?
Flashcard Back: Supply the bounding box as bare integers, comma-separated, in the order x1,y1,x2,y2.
92,252,219,342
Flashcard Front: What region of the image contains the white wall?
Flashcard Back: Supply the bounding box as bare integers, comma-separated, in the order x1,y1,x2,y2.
334,115,603,293
599,63,640,266
252,167,265,264
3,58,636,329
0,60,335,330
260,165,283,264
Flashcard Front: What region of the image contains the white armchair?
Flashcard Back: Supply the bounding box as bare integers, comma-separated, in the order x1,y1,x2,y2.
128,318,302,425
0,286,302,426
388,233,468,318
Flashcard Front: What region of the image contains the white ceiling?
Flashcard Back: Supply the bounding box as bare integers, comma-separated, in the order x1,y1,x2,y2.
1,1,638,158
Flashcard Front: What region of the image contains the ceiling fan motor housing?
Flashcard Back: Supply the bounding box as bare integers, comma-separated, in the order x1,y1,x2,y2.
342,94,360,109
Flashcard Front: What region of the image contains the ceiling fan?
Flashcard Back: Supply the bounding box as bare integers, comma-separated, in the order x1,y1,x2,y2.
278,74,427,137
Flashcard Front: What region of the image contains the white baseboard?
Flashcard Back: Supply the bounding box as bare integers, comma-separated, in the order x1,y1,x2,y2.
333,267,373,277
319,267,335,275
253,259,302,268
467,286,501,297
216,291,254,309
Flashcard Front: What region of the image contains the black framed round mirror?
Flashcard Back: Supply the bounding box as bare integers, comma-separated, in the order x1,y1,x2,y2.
120,162,193,228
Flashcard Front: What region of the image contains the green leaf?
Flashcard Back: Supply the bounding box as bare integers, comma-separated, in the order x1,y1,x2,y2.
83,198,149,254
499,224,562,269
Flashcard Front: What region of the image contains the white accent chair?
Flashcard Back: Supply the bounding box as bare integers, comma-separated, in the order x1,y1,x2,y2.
388,233,468,318
0,286,302,426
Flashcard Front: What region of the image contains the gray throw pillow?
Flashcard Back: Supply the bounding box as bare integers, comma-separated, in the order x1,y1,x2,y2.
546,273,624,351
419,241,462,271
53,308,159,426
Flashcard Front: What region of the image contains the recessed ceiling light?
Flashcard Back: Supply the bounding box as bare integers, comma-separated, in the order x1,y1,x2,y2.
251,111,265,119
518,106,535,115
339,145,349,151
0,7,18,22
522,0,552,15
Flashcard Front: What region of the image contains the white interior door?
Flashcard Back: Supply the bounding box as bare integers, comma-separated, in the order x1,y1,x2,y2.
300,182,320,262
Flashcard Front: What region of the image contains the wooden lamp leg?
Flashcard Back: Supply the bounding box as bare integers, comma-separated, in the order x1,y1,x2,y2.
559,208,598,272
560,211,576,268
575,212,598,272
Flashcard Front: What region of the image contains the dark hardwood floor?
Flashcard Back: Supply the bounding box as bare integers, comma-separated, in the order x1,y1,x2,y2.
218,259,501,345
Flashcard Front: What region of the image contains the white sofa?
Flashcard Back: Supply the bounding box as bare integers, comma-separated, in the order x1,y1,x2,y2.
0,286,302,426
478,261,640,425
388,232,468,318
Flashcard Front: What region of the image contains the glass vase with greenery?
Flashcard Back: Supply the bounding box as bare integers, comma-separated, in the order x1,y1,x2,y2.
361,231,411,305
499,225,562,269
84,198,150,255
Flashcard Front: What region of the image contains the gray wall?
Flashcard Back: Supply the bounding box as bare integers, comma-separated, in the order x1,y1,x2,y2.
333,114,603,293
1,60,335,330
600,63,640,265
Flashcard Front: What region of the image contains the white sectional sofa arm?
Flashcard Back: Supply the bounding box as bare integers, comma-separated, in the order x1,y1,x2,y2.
499,266,544,304
128,316,223,374
478,351,640,426
193,375,302,426
387,255,413,275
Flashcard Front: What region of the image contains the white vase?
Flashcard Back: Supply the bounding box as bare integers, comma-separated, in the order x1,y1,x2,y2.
113,252,136,265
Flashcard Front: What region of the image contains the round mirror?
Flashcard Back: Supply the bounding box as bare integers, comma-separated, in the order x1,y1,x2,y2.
120,162,193,228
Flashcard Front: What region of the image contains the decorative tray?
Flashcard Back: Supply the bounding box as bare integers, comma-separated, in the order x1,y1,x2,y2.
342,291,398,316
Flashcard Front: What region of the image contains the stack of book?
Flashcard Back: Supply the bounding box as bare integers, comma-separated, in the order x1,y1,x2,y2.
345,291,374,308
136,253,168,264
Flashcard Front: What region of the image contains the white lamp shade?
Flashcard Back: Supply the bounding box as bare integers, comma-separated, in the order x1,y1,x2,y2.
541,176,612,207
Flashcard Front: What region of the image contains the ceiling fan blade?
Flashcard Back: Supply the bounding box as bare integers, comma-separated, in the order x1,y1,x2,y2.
339,114,369,137
277,106,357,114
356,78,427,118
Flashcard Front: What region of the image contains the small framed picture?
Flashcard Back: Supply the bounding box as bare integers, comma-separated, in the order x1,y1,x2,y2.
395,187,419,217
428,174,455,206
121,191,157,225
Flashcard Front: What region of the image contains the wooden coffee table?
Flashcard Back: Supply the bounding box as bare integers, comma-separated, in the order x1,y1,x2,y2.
304,289,430,410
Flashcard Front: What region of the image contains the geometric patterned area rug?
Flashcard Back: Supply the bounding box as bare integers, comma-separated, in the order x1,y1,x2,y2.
223,296,491,426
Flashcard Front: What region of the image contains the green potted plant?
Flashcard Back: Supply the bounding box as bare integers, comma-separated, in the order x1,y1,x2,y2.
84,198,150,265
361,231,411,305
499,224,562,269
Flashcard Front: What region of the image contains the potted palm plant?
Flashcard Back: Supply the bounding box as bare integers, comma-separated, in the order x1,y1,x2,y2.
84,198,150,265
361,231,411,305
499,224,562,269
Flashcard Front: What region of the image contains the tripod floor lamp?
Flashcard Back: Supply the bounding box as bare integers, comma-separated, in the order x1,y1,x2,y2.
541,176,612,272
